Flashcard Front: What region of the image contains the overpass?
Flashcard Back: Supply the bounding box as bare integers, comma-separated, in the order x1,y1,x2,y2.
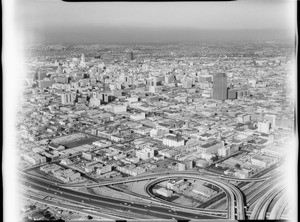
20,170,250,219
21,171,227,217
21,174,220,220
62,171,271,188
20,167,272,190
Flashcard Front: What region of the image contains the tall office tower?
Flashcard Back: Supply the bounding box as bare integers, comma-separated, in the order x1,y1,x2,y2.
149,77,158,93
61,93,75,105
126,51,134,60
37,71,47,81
149,77,157,86
80,53,86,68
81,53,85,63
213,73,228,100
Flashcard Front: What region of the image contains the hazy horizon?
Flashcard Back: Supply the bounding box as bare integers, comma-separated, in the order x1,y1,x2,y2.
24,27,295,45
16,0,296,44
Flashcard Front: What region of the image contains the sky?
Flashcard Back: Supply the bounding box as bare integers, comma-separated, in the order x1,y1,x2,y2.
14,0,296,44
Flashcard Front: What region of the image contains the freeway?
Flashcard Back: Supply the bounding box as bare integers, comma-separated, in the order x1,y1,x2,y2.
19,184,143,220
250,183,286,220
21,175,218,220
218,174,271,182
18,189,130,220
144,177,229,215
269,193,289,219
21,171,227,213
143,173,245,220
20,170,246,219
107,184,227,217
20,169,270,193
244,176,283,207
21,163,277,191
21,166,284,220
196,163,282,212
20,170,227,216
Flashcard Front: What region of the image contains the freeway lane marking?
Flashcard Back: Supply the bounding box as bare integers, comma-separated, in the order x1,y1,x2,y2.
24,174,223,218
19,190,128,220
21,180,207,220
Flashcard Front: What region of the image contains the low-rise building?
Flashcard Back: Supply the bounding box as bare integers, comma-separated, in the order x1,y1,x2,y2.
261,144,285,158
136,147,155,160
257,120,271,134
21,152,46,165
218,146,230,157
156,187,173,197
112,105,127,114
96,165,112,175
163,134,185,147
251,154,278,168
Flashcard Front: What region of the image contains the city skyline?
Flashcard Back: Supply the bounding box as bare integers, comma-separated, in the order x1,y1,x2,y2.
15,43,297,221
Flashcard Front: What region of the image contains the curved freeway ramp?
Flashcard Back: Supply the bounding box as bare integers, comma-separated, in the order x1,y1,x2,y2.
250,183,286,220
269,194,289,219
144,173,245,220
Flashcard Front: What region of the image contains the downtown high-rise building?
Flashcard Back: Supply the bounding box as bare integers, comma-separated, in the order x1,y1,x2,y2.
213,73,228,100
81,53,85,63
61,93,75,105
80,53,86,68
126,51,134,60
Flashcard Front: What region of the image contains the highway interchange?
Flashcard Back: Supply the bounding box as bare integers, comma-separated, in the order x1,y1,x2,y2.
20,163,287,220
21,175,216,220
